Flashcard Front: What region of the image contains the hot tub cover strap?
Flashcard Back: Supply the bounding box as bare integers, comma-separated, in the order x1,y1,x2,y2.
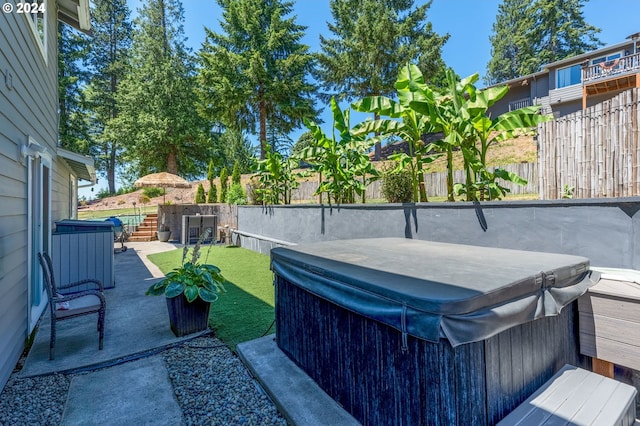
272,259,600,348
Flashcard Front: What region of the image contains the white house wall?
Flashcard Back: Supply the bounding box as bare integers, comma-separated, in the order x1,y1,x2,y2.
0,0,69,391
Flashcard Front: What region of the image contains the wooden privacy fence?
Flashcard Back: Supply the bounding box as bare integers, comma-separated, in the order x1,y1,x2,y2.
287,162,538,202
538,89,640,199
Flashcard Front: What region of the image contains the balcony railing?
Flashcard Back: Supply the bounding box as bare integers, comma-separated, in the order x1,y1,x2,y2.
582,52,640,83
508,97,532,111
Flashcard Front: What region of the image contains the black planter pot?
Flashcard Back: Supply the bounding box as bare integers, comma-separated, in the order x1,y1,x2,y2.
166,294,211,337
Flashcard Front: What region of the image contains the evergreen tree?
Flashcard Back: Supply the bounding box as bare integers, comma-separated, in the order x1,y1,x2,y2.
111,0,210,178
207,184,218,203
291,131,315,158
85,0,132,193
219,166,229,203
316,0,448,159
486,0,602,83
206,160,217,203
207,159,216,183
532,0,602,67
195,183,206,203
232,161,241,185
58,23,90,153
485,0,534,85
197,0,319,159
219,129,256,173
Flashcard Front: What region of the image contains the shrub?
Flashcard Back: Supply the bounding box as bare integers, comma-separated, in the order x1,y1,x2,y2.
143,187,165,198
246,182,263,205
139,195,150,204
195,183,206,203
207,184,218,203
95,188,112,199
381,164,413,203
226,183,247,205
116,186,136,195
117,199,126,205
232,161,241,185
220,167,229,202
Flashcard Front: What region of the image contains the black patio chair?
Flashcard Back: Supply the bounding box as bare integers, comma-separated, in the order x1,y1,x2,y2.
38,252,106,360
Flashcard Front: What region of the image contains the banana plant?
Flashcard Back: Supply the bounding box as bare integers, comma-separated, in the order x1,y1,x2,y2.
352,64,441,202
409,69,553,201
302,98,379,204
254,148,304,204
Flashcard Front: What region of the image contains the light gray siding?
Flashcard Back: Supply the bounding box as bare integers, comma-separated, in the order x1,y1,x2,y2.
549,84,583,104
0,0,69,391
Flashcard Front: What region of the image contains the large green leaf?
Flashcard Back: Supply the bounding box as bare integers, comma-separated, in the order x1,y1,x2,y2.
184,285,199,303
494,168,528,186
165,281,185,298
352,96,403,118
199,287,219,303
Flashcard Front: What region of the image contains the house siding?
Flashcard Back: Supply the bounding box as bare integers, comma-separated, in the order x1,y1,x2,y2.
0,0,70,390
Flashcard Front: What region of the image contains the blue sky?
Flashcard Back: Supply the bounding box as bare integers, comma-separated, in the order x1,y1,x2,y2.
84,0,640,196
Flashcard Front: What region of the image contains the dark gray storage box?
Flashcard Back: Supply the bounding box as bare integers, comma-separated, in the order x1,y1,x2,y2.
272,238,599,425
53,220,115,289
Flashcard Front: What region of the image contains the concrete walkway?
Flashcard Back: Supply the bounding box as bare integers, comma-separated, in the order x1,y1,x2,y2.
21,241,188,424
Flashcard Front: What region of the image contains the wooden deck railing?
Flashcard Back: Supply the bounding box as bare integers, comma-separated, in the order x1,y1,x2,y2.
508,97,532,111
582,52,640,83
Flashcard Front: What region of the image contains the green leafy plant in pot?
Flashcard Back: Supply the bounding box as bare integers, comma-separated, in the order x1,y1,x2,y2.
146,228,226,336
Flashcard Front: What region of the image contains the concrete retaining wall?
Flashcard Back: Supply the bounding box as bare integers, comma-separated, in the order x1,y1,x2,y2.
237,199,640,269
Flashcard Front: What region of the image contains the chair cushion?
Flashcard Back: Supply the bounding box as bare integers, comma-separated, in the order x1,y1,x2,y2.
55,294,102,319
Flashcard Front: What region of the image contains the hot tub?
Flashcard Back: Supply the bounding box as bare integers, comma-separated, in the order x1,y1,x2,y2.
271,238,599,425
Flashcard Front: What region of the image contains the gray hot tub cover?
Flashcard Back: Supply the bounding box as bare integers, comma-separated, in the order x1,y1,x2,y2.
271,238,599,348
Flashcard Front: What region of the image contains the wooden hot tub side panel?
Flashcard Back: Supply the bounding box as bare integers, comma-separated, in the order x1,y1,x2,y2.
483,305,587,424
276,276,489,425
276,276,588,426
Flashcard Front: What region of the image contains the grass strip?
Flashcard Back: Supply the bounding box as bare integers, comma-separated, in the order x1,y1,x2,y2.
148,245,275,350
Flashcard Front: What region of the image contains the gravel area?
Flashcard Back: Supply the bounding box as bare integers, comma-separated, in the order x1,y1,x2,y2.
0,336,287,426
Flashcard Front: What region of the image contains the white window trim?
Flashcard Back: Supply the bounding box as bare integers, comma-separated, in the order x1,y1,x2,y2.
556,64,582,88
21,0,48,64
591,51,624,65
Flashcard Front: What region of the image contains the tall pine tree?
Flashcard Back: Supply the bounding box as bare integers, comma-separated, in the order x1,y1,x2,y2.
315,0,448,159
58,23,90,153
111,0,210,178
197,0,318,159
485,0,534,85
85,0,132,193
532,0,602,67
486,0,602,84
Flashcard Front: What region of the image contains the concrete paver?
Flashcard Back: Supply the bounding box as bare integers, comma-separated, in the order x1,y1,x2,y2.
61,356,183,426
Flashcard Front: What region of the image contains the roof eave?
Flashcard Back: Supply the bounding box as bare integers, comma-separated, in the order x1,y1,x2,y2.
57,147,97,184
57,0,91,35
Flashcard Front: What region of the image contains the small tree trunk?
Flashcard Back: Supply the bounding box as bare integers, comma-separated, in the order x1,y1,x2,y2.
446,149,454,201
259,98,267,160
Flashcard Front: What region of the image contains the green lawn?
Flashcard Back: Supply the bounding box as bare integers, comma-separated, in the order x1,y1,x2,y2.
147,245,275,350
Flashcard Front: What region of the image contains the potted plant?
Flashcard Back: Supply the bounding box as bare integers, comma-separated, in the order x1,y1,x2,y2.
146,229,226,336
157,223,171,242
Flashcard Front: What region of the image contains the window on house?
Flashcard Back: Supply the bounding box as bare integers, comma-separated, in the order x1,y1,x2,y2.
557,64,582,88
23,1,47,61
591,52,622,65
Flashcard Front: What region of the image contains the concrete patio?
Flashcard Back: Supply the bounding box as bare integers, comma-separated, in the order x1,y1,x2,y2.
11,240,356,426
19,242,192,425
21,241,192,377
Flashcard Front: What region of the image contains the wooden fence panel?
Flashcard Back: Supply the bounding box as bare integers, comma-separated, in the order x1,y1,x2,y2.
289,162,538,202
538,89,640,199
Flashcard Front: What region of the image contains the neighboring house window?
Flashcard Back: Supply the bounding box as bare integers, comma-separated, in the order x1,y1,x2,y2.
591,52,622,65
557,64,582,88
22,1,48,62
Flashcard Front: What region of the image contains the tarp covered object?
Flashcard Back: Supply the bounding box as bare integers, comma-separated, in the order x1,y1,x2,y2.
271,238,599,347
